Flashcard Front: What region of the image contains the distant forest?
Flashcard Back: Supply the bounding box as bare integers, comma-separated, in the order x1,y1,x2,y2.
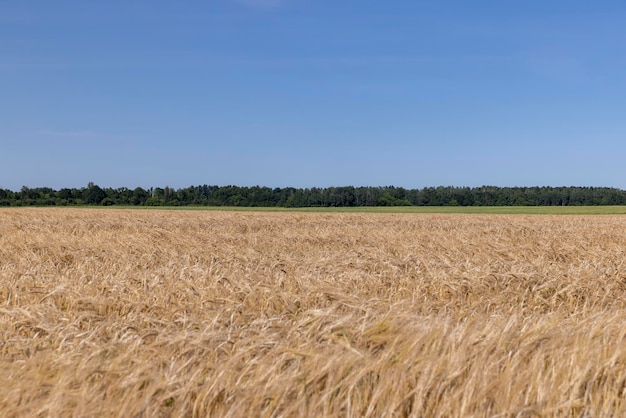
2,183,626,207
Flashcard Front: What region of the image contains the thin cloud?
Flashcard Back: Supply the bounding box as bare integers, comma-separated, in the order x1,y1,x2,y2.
36,130,99,138
235,0,282,8
34,130,140,143
0,7,39,23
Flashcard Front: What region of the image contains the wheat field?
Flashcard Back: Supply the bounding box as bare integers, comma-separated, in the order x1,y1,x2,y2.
2,208,626,417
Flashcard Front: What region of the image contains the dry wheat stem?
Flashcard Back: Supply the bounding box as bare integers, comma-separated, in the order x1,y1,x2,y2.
1,208,626,416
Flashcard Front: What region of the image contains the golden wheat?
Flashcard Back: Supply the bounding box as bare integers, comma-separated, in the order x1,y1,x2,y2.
2,208,626,417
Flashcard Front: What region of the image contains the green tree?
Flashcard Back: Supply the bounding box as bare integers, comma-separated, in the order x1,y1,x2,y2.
83,183,106,205
131,187,149,205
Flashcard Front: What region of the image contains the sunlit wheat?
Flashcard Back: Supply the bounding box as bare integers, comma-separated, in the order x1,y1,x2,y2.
2,208,626,416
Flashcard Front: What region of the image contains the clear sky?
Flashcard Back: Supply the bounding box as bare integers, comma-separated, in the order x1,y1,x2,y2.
2,1,625,191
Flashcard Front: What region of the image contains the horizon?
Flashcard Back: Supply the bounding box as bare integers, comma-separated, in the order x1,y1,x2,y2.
2,1,626,190
5,183,626,193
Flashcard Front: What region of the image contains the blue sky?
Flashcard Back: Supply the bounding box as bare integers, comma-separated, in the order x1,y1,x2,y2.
2,0,625,191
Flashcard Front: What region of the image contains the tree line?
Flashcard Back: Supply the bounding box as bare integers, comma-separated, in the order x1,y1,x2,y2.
1,183,626,207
